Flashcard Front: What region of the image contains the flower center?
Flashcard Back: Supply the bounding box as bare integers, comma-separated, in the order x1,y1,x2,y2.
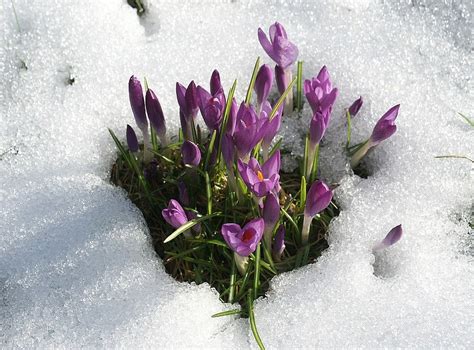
257,170,264,181
242,229,254,243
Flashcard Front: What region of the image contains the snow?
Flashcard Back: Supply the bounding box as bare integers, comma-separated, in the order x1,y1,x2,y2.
1,0,473,348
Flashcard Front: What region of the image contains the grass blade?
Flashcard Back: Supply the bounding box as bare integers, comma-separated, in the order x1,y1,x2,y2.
211,309,241,318
204,129,217,170
253,243,262,299
164,213,220,243
245,57,261,105
458,112,474,127
296,61,303,111
299,175,306,210
247,290,265,350
270,77,297,120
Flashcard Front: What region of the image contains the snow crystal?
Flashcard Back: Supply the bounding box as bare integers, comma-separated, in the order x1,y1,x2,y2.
1,0,473,348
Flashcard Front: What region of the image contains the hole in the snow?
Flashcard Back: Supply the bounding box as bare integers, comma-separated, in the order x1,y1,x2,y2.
110,141,338,311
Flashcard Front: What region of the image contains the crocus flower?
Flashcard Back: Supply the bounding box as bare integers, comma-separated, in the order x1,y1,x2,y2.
263,192,280,250
181,140,201,167
304,66,338,115
254,64,274,111
258,22,298,115
145,88,168,146
178,181,190,206
260,101,282,160
237,150,281,198
258,22,298,69
348,96,363,117
221,218,264,274
129,76,151,156
272,225,286,262
233,102,267,160
129,76,148,131
176,81,199,140
210,69,223,96
301,180,333,244
305,109,330,179
373,224,403,251
197,86,226,132
350,104,400,168
162,199,188,229
126,124,139,153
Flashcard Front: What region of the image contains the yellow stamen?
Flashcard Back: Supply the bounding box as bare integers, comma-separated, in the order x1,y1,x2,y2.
257,171,264,181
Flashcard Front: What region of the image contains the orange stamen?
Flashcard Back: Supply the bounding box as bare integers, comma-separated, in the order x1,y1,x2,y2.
257,170,264,181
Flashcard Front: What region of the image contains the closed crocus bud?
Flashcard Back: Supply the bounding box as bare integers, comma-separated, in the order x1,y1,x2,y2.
263,192,280,250
129,76,148,131
301,180,333,244
197,86,225,131
305,109,330,179
348,96,363,117
258,22,298,69
126,124,139,153
178,181,190,206
254,64,273,109
373,224,403,251
145,88,168,146
272,225,286,262
162,199,188,229
176,81,199,140
233,102,267,160
221,218,264,274
350,104,400,168
210,69,223,96
181,140,201,167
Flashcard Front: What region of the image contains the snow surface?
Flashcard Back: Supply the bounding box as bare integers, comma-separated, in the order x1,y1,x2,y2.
1,0,473,348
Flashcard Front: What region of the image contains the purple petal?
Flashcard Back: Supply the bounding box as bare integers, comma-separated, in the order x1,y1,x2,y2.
258,28,274,59
374,224,403,251
272,225,286,257
262,149,281,178
145,88,166,137
305,180,333,217
263,192,280,228
254,64,274,106
348,96,363,117
181,140,201,167
162,199,188,228
126,124,139,153
129,76,147,130
210,69,223,96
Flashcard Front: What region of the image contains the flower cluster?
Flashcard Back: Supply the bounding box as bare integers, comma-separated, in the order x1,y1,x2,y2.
111,21,403,348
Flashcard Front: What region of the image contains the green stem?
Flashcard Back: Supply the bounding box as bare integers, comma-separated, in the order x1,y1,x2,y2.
296,61,303,112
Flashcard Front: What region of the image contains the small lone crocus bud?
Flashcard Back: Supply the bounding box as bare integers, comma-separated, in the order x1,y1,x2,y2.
221,218,264,274
263,192,280,250
128,76,148,131
162,199,188,229
145,88,168,146
126,124,139,153
272,225,286,262
301,180,333,245
254,64,273,110
181,140,201,167
350,104,400,168
373,224,403,251
348,96,363,117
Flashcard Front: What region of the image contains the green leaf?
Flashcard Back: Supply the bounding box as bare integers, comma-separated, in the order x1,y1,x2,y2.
458,112,474,127
296,61,303,111
253,243,262,299
211,309,241,318
299,176,306,210
245,57,261,105
248,290,266,350
163,213,220,243
205,171,212,215
281,207,300,235
204,129,218,170
269,77,297,120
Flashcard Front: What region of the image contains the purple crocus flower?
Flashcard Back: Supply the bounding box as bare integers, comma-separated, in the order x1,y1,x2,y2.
126,124,139,153
254,64,274,109
210,69,223,96
263,192,280,250
305,109,330,179
178,181,190,206
233,102,267,160
145,88,168,145
350,104,400,168
176,81,199,140
304,66,338,115
272,225,286,262
258,22,298,69
162,199,188,229
237,150,280,198
259,101,282,160
221,218,264,257
197,86,226,132
301,180,333,244
348,96,363,117
129,76,148,131
181,140,201,167
370,104,400,145
373,224,403,251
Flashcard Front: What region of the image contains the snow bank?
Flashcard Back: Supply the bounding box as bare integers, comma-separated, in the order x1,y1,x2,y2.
1,0,472,348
